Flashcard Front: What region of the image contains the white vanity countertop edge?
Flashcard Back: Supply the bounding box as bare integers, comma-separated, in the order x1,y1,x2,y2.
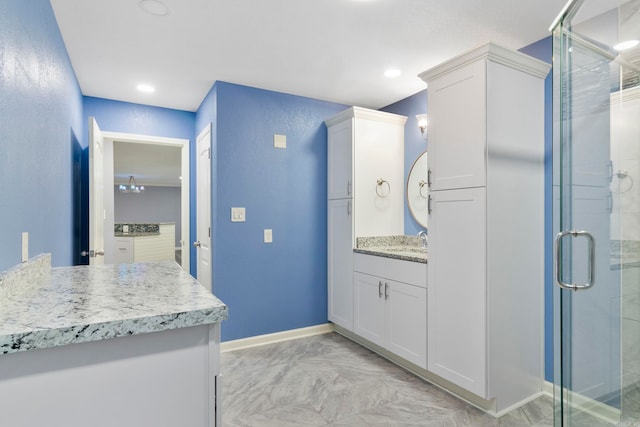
0,261,227,355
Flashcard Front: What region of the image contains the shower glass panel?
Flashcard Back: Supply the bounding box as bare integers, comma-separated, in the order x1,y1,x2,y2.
552,0,640,425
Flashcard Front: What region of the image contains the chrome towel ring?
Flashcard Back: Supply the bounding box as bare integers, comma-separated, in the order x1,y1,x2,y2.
376,178,391,198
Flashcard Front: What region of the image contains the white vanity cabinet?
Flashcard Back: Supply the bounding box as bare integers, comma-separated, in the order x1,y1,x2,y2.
327,199,354,330
114,238,134,264
353,253,427,369
113,223,176,264
327,119,353,200
326,107,406,238
419,43,549,411
325,107,406,332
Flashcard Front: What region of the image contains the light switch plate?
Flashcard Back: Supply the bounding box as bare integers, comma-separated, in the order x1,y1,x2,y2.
274,134,286,149
264,229,273,243
22,232,28,262
231,207,246,222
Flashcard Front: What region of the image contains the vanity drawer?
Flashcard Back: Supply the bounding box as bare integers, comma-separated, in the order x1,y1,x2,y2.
354,253,427,288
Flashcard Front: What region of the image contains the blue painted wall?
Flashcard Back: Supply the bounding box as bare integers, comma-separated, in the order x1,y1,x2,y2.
196,82,347,341
380,90,428,236
0,0,83,271
519,36,554,382
82,97,197,274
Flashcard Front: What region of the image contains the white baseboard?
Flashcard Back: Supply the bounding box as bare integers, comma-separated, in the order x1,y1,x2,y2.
544,380,620,424
220,323,333,353
544,380,554,396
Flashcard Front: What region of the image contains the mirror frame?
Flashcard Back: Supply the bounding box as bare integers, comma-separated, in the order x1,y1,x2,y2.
406,150,428,229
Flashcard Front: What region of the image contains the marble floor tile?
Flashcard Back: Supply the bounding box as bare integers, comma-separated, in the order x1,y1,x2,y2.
220,332,554,426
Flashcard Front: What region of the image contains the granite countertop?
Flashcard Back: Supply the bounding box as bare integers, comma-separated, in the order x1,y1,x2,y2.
0,257,227,355
114,223,164,237
354,235,427,264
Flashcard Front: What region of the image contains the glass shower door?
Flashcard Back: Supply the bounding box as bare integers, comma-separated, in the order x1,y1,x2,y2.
552,0,640,425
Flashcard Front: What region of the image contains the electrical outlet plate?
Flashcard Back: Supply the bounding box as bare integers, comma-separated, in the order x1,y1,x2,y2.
264,229,273,243
22,232,28,262
231,207,246,222
274,134,286,149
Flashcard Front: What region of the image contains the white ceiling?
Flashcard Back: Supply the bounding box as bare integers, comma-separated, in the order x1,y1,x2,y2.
49,0,570,112
113,142,182,187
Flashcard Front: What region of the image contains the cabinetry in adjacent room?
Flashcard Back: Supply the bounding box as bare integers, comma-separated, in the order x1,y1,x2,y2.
419,42,550,411
325,107,406,331
114,223,176,264
353,253,427,368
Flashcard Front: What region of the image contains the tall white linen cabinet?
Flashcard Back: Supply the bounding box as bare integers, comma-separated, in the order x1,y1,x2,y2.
325,107,406,332
419,42,550,413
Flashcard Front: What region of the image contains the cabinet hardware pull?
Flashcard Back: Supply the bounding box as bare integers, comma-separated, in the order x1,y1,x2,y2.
428,195,432,214
384,283,389,300
347,200,352,215
347,181,352,196
378,281,383,298
376,178,391,198
427,169,432,187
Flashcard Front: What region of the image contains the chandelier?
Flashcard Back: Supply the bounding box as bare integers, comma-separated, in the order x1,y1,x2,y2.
119,175,145,193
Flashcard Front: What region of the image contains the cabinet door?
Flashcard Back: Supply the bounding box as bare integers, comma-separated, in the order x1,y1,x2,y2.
114,238,133,264
428,187,487,397
428,59,486,191
133,233,174,262
328,199,354,330
354,272,385,347
386,281,427,369
353,118,404,237
327,119,353,200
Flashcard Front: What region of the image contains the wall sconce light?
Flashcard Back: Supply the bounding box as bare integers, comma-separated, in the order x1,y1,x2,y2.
416,114,428,139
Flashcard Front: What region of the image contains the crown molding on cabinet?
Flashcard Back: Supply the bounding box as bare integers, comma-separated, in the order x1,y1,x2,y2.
419,41,552,83
324,106,408,128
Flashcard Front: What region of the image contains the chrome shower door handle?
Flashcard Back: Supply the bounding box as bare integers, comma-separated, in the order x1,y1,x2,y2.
554,230,596,291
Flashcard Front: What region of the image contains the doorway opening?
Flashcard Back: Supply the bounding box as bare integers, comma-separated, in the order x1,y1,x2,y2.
89,120,190,272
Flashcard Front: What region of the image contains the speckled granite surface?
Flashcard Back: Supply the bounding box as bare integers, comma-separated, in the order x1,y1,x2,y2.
114,223,160,234
0,261,227,355
0,254,51,301
354,236,427,264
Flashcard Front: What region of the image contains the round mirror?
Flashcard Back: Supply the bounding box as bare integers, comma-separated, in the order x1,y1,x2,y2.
406,151,428,229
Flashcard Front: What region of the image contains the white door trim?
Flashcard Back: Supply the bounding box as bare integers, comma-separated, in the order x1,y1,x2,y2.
88,117,106,266
100,131,190,273
196,124,212,292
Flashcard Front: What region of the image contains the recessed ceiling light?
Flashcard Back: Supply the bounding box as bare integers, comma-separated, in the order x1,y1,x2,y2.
136,83,156,93
384,69,401,78
139,0,170,16
614,39,639,51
